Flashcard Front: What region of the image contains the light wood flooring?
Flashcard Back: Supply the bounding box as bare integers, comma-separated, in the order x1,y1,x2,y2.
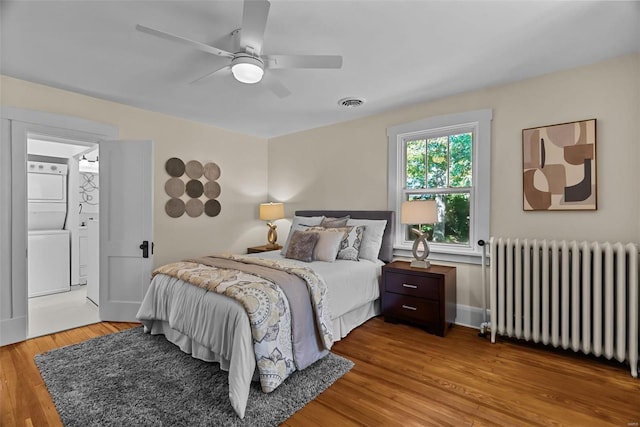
1,318,638,426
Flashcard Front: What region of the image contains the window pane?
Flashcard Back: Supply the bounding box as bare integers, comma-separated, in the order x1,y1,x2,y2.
427,136,448,188
406,193,470,244
433,193,470,244
449,132,472,187
405,139,426,189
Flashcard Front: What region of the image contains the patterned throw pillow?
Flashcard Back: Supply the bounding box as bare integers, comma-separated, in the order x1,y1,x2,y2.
285,230,319,262
307,226,364,261
336,225,364,261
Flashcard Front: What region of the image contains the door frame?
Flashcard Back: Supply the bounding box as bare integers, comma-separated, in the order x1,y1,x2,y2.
0,107,118,346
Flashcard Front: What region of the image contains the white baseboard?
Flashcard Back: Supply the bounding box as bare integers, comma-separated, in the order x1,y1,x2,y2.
0,316,27,346
454,304,490,330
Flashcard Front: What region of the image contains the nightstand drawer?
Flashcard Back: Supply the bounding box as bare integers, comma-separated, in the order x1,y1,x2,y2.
384,272,440,300
382,293,439,324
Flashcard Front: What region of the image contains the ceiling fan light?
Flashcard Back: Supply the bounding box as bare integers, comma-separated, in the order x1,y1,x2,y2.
231,56,265,84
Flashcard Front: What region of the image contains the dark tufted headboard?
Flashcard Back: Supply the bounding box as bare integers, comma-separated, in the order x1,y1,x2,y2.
295,210,395,263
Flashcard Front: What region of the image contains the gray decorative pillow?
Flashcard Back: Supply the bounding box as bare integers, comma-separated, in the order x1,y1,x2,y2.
307,226,364,261
285,230,319,263
311,230,346,262
280,215,324,255
320,215,350,228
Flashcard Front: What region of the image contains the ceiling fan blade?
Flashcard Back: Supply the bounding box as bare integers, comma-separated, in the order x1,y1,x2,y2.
136,24,235,59
240,0,270,54
189,64,232,84
261,73,291,98
264,55,343,69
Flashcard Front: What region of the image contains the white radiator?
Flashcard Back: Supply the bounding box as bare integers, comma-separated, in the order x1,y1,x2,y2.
489,237,639,378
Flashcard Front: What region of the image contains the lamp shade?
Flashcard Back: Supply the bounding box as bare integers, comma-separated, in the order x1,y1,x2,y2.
401,200,438,225
259,202,285,221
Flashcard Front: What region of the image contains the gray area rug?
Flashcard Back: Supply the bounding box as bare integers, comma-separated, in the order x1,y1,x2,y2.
35,327,354,426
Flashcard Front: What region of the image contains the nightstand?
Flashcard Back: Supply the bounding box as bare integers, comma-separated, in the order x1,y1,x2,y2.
247,244,282,254
381,260,456,337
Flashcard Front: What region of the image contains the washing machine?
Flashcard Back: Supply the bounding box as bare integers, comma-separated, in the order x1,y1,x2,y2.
27,161,71,297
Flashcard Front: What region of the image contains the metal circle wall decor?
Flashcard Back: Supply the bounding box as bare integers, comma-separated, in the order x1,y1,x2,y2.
204,181,221,199
204,162,221,181
164,178,185,198
185,160,204,179
165,198,185,218
164,157,221,218
185,179,204,198
165,157,185,177
204,199,222,217
185,199,204,217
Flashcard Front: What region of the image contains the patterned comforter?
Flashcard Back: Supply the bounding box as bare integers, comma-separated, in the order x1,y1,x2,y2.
149,254,334,394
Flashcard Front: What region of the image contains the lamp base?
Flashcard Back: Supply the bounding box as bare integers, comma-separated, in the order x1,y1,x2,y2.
410,259,431,269
265,243,281,250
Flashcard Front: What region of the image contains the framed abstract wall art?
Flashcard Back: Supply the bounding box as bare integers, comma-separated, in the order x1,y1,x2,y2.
522,119,597,211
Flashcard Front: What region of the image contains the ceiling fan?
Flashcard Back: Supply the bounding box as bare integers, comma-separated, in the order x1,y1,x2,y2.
136,0,343,98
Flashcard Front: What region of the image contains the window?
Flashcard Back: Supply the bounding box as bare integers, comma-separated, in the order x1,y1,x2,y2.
388,109,492,263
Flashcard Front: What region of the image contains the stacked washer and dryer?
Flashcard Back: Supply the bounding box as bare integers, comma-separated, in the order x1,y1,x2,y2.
27,161,71,297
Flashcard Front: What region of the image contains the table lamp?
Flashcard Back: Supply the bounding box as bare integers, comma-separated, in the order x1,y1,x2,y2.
259,202,285,249
401,200,438,268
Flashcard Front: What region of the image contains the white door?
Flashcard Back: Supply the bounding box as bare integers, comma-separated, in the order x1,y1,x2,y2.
99,140,153,321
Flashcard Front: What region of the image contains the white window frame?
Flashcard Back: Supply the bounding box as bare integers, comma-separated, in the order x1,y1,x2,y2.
388,109,492,264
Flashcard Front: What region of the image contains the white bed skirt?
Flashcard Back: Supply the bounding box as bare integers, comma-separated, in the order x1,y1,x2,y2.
142,298,380,370
333,299,380,340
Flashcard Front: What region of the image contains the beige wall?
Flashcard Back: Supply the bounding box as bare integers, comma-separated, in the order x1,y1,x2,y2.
3,53,638,312
1,75,268,267
268,53,640,309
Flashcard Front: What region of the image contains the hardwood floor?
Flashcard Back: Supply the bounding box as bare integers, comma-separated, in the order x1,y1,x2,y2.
2,318,638,426
1,322,138,427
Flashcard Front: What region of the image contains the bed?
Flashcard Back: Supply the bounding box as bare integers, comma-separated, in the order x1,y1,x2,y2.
136,210,394,418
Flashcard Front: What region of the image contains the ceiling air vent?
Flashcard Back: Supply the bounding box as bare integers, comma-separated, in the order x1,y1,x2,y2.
338,97,365,108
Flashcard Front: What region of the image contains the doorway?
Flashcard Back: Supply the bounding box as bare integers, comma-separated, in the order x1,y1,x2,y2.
1,108,154,347
0,108,118,346
26,137,100,338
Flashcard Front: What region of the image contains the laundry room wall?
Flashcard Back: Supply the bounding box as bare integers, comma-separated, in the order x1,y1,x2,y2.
78,149,100,225
1,75,269,267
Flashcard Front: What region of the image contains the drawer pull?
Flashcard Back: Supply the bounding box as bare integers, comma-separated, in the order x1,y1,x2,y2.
402,283,418,289
402,304,417,311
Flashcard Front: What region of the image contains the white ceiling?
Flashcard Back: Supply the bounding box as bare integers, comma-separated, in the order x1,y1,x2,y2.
2,1,639,138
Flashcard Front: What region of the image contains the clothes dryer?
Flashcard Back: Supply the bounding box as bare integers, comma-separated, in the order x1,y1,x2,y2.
27,161,70,297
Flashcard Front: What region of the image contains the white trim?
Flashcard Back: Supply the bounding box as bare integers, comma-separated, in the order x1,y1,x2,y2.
0,119,13,328
388,109,492,264
454,304,490,330
394,247,486,265
0,107,118,346
1,107,118,137
0,316,27,346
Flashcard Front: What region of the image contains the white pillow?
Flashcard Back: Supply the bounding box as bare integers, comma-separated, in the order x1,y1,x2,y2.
311,230,345,262
280,215,324,255
346,219,388,261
